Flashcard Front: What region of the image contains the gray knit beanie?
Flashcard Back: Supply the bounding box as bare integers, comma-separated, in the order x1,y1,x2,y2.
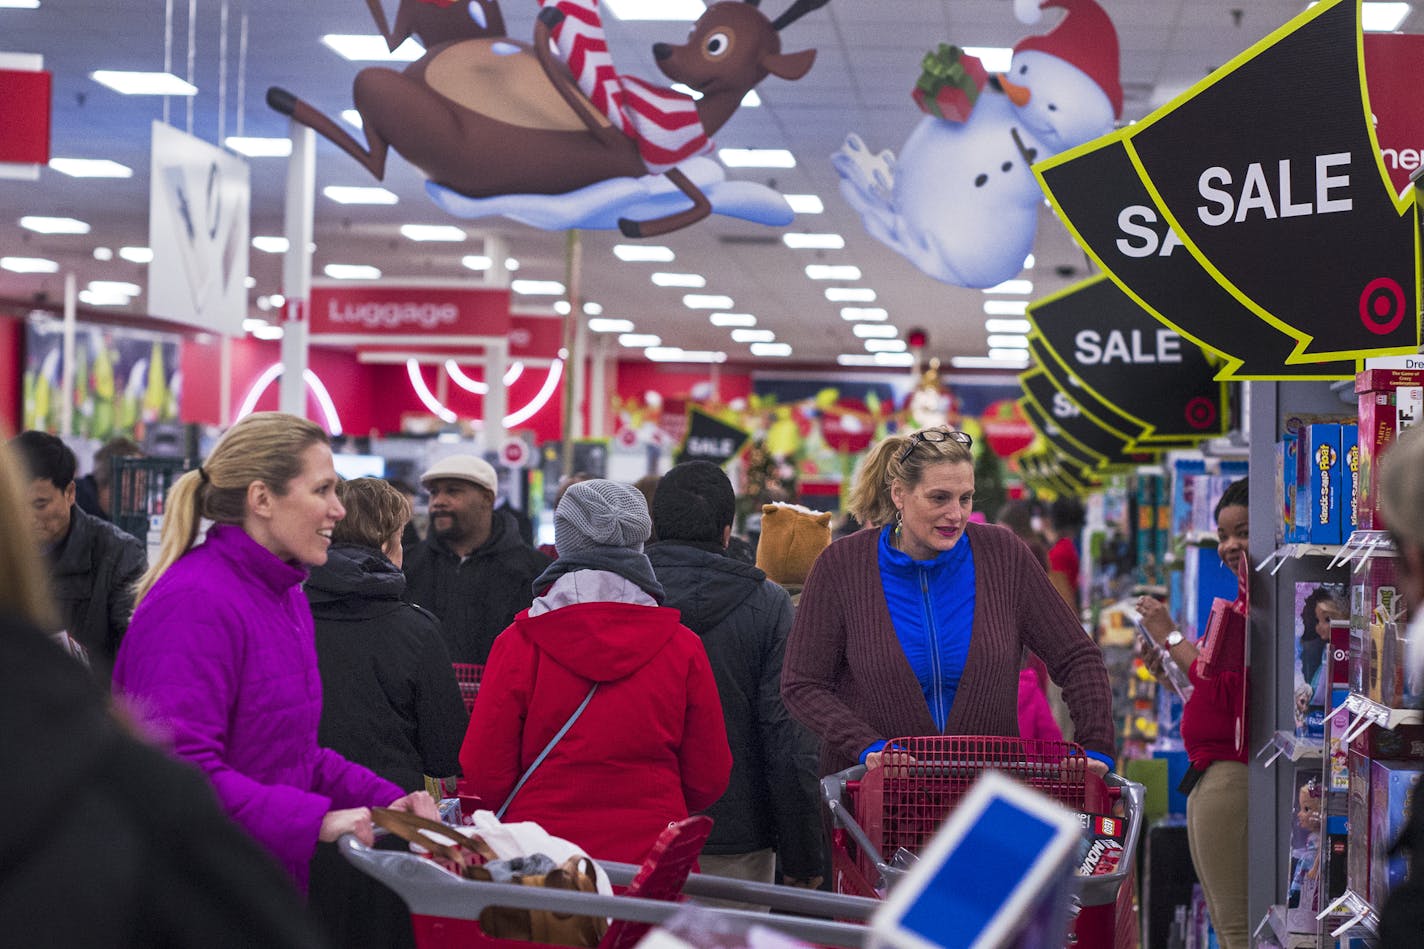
554,479,652,555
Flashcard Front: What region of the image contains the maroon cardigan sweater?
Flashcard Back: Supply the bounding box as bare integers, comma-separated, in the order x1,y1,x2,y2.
781,522,1115,775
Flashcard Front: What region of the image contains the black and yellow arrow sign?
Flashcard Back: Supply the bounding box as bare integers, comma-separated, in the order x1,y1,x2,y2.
1017,395,1104,474
1035,134,1358,380
1019,369,1159,470
1123,0,1418,363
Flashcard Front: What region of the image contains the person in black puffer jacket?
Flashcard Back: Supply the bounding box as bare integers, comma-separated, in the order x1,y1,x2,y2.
305,477,467,949
646,462,825,902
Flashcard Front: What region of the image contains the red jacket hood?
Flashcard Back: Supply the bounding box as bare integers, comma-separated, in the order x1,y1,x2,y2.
510,601,685,682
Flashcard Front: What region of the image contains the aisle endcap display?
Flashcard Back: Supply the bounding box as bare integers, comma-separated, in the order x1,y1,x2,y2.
1258,730,1325,769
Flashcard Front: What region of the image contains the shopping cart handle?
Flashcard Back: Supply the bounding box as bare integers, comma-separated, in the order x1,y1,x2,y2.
1076,772,1147,907
819,764,866,815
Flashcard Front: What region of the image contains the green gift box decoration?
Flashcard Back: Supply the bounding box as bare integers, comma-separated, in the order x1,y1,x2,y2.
911,44,990,123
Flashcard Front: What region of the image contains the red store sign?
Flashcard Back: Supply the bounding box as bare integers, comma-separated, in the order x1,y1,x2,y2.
308,283,511,344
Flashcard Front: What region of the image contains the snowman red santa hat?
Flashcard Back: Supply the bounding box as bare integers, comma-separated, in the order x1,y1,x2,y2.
1012,0,1123,119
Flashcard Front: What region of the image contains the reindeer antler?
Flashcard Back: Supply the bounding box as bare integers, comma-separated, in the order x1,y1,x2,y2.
771,0,829,30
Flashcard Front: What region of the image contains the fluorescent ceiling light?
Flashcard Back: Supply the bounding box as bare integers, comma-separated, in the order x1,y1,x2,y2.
584,302,603,315
401,224,467,242
78,290,130,306
1,256,57,273
651,272,706,288
253,236,290,254
874,352,916,367
251,323,285,341
984,279,1034,295
837,354,878,367
783,233,845,250
245,275,257,288
48,157,132,178
268,293,286,309
512,279,566,295
20,215,89,234
505,257,520,271
1023,254,1036,269
323,185,398,204
242,318,270,333
88,280,140,296
865,339,906,353
718,148,796,168
341,109,363,128
985,318,1032,334
751,342,792,357
987,334,1031,349
742,90,761,107
589,318,635,333
90,70,197,96
826,287,876,303
619,333,662,348
0,1,42,8
853,324,898,339
613,244,674,262
710,312,757,327
1363,2,1412,31
225,136,291,157
645,347,726,363
324,263,382,279
988,348,1031,362
684,294,734,309
322,34,425,62
805,264,862,280
119,246,153,263
462,254,491,270
731,329,775,343
951,356,1029,369
963,46,1012,72
841,307,888,322
984,299,1029,316
785,194,823,214
554,301,571,315
605,0,705,20
93,247,113,261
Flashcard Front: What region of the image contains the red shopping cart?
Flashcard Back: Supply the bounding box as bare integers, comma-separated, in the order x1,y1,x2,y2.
341,814,878,949
453,663,484,715
820,736,1143,949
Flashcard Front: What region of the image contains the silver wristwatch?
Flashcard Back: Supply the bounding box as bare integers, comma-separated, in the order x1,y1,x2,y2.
1164,630,1185,649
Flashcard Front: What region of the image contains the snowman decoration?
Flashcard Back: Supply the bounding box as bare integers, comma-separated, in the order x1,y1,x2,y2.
833,0,1122,289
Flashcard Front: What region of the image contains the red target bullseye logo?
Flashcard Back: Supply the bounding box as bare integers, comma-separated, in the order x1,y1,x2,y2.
1359,277,1406,336
1184,396,1217,431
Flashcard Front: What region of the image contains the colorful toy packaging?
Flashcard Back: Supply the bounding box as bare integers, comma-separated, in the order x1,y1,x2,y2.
1355,362,1424,530
1299,422,1344,545
1369,759,1424,910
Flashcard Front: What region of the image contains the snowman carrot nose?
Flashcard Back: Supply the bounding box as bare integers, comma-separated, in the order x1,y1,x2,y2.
996,75,1032,107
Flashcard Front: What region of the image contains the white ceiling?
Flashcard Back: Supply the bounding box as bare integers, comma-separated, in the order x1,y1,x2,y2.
2,0,1413,370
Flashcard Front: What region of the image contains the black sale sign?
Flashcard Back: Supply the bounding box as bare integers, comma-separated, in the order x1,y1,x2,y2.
1019,370,1158,470
1018,395,1103,475
676,407,751,467
1035,133,1358,380
1028,276,1229,444
1123,0,1418,362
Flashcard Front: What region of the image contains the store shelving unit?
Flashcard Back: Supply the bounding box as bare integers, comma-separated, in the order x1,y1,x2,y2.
1257,730,1325,769
1317,889,1378,941
1254,902,1319,949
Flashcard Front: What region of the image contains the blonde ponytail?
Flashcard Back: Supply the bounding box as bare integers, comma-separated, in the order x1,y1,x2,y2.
133,470,206,606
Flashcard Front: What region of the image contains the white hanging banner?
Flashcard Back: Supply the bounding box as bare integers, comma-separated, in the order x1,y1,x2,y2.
147,121,250,336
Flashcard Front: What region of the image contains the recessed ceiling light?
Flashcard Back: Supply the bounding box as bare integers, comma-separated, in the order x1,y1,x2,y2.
619,333,662,348
963,46,1012,72
984,299,1029,316
253,236,290,254
341,109,363,128
1,256,58,273
554,300,572,315
783,233,844,250
119,246,153,263
751,342,793,357
983,279,1034,295
48,158,132,178
985,318,1032,334
323,185,398,204
645,347,726,363
92,247,113,261
853,324,897,339
874,352,915,367
731,329,775,343
90,70,197,96
806,264,862,280
505,257,520,271
321,34,425,61
951,355,1028,369
1362,2,1412,31
784,194,823,214
20,215,89,234
710,312,757,327
826,287,876,303
513,279,566,295
742,90,761,107
324,264,382,279
88,280,141,296
613,244,674,262
225,136,292,157
269,293,286,309
841,307,887,322
78,289,130,306
400,224,467,241
987,334,1031,349
651,272,706,288
589,318,635,333
865,339,906,352
684,294,734,309
988,348,1031,362
718,148,796,168
462,254,491,270
605,0,705,21
1023,254,1036,269
245,275,257,288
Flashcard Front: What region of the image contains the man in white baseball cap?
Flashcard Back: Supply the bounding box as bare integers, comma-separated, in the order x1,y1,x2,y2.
403,455,550,664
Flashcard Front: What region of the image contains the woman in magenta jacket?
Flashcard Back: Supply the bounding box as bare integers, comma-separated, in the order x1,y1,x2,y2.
113,413,433,892
461,480,731,864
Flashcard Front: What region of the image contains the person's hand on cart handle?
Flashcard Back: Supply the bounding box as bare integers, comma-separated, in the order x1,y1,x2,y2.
386,789,440,822
321,807,375,845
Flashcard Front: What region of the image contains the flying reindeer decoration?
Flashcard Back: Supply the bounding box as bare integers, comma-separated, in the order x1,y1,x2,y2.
268,0,830,237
